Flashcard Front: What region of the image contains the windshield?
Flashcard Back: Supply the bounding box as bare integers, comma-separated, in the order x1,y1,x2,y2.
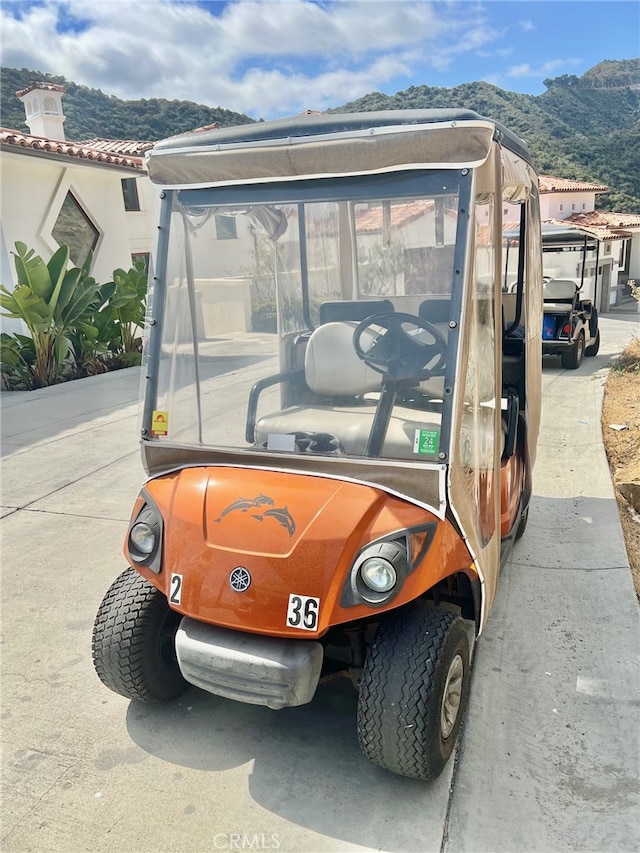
146,170,464,466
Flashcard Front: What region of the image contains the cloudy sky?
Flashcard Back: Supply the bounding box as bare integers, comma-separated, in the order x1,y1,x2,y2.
2,0,639,119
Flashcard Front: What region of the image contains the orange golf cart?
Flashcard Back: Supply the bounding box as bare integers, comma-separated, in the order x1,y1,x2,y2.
93,109,543,781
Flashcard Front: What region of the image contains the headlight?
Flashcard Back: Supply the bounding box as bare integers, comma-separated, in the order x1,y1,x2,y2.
360,557,397,592
348,540,409,606
130,521,156,554
340,523,436,609
127,500,163,572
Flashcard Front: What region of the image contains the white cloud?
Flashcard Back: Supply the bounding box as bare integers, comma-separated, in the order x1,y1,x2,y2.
199,55,415,117
507,57,582,79
0,0,504,116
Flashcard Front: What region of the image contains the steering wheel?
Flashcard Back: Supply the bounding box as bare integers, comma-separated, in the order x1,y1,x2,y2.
353,312,447,379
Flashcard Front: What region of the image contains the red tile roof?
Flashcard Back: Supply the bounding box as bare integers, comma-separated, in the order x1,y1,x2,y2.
77,137,155,156
473,221,522,247
189,123,220,134
565,210,640,229
0,128,146,170
539,174,608,193
352,200,457,233
543,216,633,240
16,82,65,98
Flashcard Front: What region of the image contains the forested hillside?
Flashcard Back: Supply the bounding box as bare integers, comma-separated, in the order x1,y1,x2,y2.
332,60,640,211
2,59,639,210
0,66,254,140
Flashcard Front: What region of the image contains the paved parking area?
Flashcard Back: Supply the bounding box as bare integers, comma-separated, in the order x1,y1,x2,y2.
1,313,639,852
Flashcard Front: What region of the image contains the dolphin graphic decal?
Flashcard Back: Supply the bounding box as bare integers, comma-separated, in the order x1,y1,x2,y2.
214,494,274,523
252,506,296,537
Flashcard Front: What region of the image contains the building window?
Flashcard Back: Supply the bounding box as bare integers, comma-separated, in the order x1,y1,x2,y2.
215,214,237,240
121,178,141,211
571,203,576,211
52,191,99,266
582,203,587,210
131,252,150,272
559,204,564,212
618,241,630,272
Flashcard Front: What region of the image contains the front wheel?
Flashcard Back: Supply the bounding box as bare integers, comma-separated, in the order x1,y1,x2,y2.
92,567,188,703
561,331,584,370
584,328,600,357
357,605,471,781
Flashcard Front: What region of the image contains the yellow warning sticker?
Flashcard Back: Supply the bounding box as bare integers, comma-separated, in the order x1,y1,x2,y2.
151,410,169,436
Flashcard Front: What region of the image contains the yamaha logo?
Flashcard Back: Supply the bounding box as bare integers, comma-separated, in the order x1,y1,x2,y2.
229,567,251,592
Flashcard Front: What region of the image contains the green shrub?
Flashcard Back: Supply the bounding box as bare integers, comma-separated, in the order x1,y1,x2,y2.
0,242,100,389
1,245,147,389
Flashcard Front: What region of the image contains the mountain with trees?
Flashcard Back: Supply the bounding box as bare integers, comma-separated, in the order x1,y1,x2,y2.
0,66,255,141
332,59,640,212
2,59,639,211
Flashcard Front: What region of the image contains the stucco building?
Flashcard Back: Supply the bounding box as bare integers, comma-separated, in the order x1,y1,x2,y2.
0,83,156,335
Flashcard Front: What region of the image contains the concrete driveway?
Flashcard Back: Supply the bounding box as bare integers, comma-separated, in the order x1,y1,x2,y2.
1,313,639,853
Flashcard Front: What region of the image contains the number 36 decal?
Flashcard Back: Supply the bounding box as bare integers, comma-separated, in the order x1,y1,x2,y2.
286,594,320,631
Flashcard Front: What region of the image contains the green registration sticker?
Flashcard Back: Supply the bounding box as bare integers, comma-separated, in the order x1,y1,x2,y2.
414,428,440,456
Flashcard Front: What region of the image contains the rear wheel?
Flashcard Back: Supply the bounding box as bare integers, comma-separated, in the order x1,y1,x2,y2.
92,567,188,703
584,328,600,357
561,331,584,370
515,504,529,540
357,604,471,781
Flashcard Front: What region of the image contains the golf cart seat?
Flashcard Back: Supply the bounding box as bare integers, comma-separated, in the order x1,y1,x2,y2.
417,298,451,399
543,279,578,304
253,320,442,458
318,298,394,324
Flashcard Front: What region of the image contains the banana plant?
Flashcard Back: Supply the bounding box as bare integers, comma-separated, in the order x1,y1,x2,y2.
108,260,147,354
0,332,37,390
0,242,101,388
68,281,119,377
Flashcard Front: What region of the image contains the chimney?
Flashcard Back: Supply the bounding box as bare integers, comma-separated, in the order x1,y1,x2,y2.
16,82,66,141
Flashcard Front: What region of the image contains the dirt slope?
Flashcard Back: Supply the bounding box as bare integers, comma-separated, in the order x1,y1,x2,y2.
602,335,640,597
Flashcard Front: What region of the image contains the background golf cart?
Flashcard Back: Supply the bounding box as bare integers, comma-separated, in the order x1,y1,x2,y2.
541,276,600,368
504,222,601,369
541,225,601,368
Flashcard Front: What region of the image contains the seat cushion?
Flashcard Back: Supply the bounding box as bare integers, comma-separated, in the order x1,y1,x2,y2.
256,403,442,459
543,279,577,301
304,322,382,396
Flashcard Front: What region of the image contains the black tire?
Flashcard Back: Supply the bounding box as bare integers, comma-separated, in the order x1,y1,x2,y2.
584,328,600,357
92,567,188,703
561,331,584,370
514,503,529,540
357,605,471,781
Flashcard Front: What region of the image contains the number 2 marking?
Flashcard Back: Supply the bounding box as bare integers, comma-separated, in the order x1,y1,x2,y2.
286,594,320,631
169,573,183,605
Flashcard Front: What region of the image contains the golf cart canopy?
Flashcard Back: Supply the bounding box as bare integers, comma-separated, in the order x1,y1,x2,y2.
540,223,599,248
140,110,540,529
146,109,535,193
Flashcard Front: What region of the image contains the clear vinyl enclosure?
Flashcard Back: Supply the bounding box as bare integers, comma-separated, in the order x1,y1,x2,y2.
144,170,470,465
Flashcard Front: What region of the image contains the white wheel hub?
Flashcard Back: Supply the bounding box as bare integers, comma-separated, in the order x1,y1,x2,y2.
440,653,464,739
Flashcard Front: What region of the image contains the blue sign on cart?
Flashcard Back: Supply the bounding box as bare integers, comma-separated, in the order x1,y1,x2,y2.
542,315,556,340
